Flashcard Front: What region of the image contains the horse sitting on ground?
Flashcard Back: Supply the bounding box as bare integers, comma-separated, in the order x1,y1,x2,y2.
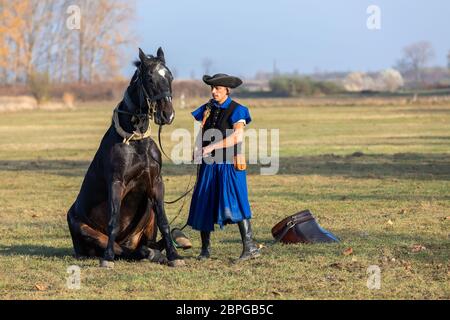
67,47,184,268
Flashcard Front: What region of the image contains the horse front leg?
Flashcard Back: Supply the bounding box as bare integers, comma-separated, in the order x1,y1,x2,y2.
151,178,185,267
100,180,125,268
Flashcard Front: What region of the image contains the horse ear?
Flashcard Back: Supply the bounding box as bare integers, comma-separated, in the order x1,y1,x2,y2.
139,48,147,63
157,47,165,63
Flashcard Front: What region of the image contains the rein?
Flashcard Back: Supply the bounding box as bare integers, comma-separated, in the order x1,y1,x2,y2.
114,67,196,222
158,123,198,225
118,68,172,123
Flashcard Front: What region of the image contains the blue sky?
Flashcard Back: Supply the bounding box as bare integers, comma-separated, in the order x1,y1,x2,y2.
129,0,450,79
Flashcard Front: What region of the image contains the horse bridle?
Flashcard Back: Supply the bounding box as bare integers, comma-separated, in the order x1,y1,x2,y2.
117,64,195,210
118,65,172,125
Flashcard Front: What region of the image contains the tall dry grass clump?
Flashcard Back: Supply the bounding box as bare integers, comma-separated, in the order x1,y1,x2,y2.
0,96,38,112
62,92,76,109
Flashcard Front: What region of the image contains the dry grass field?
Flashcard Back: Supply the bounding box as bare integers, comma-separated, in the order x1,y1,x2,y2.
0,98,449,299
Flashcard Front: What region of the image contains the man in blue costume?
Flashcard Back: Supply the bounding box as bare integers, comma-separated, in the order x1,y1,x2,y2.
188,73,261,262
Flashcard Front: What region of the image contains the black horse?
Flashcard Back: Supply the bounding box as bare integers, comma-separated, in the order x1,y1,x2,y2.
67,47,184,268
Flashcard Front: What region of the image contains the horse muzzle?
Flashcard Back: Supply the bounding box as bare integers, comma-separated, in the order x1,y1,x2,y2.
155,100,175,125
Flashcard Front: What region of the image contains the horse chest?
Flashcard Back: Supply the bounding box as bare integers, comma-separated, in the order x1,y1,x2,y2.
124,169,150,192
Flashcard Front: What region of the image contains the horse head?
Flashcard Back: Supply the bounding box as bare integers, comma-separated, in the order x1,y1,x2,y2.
134,47,175,126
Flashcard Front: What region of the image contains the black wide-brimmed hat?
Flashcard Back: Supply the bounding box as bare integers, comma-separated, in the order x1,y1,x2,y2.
202,73,243,88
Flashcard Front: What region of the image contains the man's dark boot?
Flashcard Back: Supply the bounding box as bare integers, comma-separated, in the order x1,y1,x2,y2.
197,231,210,260
237,219,261,261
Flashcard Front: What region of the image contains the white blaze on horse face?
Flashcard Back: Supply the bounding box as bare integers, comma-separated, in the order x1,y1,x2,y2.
157,66,167,78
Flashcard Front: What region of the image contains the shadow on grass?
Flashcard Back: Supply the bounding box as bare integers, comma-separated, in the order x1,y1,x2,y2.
0,160,89,177
0,152,449,180
1,231,447,265
267,153,450,180
247,229,450,264
0,244,72,258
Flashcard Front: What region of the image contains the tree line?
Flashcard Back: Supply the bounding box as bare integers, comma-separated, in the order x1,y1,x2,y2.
0,0,134,85
268,41,450,96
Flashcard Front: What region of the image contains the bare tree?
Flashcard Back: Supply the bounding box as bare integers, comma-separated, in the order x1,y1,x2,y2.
74,0,135,83
396,41,435,85
447,50,450,71
0,0,135,84
0,1,28,84
0,1,60,83
202,58,213,75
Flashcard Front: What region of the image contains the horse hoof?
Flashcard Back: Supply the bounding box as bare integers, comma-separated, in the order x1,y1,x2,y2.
148,249,168,264
99,259,115,268
168,259,185,268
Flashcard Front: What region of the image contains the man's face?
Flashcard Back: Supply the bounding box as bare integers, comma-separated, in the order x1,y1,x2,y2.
211,85,228,103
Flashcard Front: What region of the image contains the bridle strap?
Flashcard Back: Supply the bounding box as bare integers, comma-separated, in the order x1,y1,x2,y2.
122,66,173,120
117,65,195,211
158,125,173,161
148,91,172,102
137,76,155,120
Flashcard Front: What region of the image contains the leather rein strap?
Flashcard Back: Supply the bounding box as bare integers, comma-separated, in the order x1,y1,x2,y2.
114,68,195,209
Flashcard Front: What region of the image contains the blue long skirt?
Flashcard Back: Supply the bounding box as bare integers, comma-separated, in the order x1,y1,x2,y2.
187,162,252,232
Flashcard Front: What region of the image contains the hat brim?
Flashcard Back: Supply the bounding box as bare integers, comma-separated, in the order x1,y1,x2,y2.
203,75,243,89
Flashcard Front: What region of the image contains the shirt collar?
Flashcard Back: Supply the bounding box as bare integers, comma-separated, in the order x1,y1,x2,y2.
213,96,231,109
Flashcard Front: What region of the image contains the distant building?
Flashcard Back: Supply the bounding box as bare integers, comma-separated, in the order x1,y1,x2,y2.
242,80,271,92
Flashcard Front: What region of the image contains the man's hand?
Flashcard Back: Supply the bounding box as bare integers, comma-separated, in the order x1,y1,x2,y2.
202,145,214,157
193,147,204,163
